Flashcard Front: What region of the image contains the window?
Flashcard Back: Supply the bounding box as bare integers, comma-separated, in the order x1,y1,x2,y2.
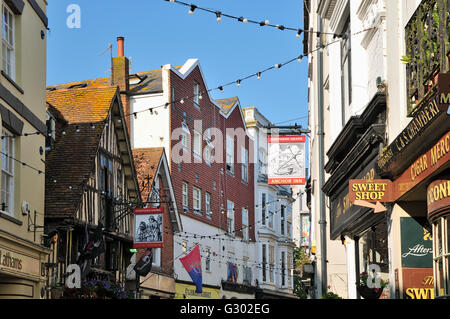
117,168,123,199
2,3,14,79
262,244,267,282
226,135,234,174
269,245,274,283
204,129,213,164
45,111,56,150
193,82,201,106
281,251,286,287
241,147,248,183
205,247,211,272
258,148,267,174
99,154,113,196
1,129,14,216
204,146,212,164
152,248,161,268
193,186,201,212
182,241,187,254
182,182,188,208
227,200,234,234
242,208,249,241
205,192,211,218
340,16,352,126
280,205,285,236
151,176,160,208
193,130,202,158
181,121,190,149
261,193,266,226
268,195,274,229
433,217,450,298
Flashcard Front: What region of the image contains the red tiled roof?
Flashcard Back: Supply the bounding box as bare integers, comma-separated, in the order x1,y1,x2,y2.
132,148,164,202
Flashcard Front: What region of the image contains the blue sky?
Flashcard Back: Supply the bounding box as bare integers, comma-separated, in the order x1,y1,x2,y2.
47,0,308,130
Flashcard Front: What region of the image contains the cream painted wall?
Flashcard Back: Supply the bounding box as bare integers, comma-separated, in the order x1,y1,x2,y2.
0,0,47,246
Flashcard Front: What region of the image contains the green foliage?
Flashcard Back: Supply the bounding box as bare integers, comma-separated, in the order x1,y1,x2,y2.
293,246,312,299
321,292,342,299
401,55,411,64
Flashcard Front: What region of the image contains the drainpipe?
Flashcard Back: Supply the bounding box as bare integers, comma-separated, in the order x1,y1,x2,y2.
317,15,327,296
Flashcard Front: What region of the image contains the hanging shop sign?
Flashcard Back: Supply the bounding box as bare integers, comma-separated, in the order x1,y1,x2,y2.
400,217,433,268
267,136,306,185
427,180,450,222
393,130,450,200
348,179,393,202
438,72,450,114
330,157,381,239
133,207,164,249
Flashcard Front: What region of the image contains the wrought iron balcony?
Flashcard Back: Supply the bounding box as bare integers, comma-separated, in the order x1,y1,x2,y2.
405,0,450,115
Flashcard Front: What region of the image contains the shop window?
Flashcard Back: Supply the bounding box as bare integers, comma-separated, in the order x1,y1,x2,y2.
358,222,389,286
433,217,450,298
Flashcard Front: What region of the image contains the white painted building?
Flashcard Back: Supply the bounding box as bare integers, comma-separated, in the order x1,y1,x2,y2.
243,107,297,298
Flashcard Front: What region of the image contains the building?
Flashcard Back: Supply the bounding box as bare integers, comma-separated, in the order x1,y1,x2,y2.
127,147,183,299
304,0,449,299
49,38,256,299
45,85,140,297
243,107,297,299
0,0,50,299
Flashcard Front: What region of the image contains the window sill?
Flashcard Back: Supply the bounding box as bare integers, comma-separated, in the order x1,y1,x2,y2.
193,209,203,216
226,170,234,177
1,70,24,94
0,211,23,226
193,153,202,161
241,179,248,186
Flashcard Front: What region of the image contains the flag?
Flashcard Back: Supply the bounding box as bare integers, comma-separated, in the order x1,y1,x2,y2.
134,248,153,277
179,245,202,293
77,223,106,278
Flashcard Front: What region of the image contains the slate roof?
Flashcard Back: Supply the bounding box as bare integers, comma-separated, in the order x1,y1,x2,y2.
45,86,119,218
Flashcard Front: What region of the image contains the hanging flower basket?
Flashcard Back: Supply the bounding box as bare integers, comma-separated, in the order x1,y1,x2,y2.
357,285,384,299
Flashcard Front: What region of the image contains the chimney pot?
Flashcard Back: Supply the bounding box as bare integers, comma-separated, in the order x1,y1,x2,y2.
117,36,125,57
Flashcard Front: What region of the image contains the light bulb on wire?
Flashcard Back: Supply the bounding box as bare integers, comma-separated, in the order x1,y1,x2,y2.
216,12,222,22
257,72,261,80
188,5,197,15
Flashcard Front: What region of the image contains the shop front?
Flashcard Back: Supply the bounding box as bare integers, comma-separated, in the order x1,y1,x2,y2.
323,92,389,299
138,271,176,299
175,281,221,299
0,230,50,299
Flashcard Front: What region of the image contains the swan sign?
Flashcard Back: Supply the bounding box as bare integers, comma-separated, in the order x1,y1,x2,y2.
268,136,306,185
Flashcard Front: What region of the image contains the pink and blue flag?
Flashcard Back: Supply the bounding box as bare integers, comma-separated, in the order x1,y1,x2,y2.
179,244,202,293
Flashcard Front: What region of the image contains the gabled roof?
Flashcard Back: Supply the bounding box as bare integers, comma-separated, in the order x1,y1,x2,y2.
133,147,182,233
45,86,140,219
215,97,239,115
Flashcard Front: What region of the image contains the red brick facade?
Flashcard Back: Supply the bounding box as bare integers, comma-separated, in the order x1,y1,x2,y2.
168,66,255,241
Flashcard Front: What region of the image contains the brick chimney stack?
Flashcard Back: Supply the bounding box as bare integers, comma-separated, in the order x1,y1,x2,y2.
112,36,130,134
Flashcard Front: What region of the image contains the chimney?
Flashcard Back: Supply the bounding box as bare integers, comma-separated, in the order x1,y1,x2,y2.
117,36,124,57
112,36,130,134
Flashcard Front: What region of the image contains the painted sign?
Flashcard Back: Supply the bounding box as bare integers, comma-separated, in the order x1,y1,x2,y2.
267,136,306,185
427,180,450,222
438,72,450,114
393,131,450,200
378,93,442,172
175,282,220,299
133,207,163,249
400,217,433,268
0,248,41,278
402,268,436,299
349,179,393,202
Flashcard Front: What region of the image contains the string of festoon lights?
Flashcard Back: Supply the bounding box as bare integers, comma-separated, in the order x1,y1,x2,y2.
174,191,304,241
163,0,342,38
173,240,298,277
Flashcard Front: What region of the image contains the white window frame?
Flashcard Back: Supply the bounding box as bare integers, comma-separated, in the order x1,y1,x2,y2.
241,147,248,183
193,81,201,107
1,129,14,216
269,245,275,283
205,192,211,218
2,3,15,80
281,251,286,287
268,195,274,229
242,208,249,241
205,247,211,272
227,200,234,235
226,135,234,174
182,182,188,208
193,186,201,212
193,130,202,158
261,193,266,226
262,244,267,283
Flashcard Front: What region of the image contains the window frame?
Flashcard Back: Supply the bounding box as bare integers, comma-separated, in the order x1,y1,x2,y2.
182,181,189,209
193,130,202,158
2,2,15,80
193,81,201,107
241,146,248,183
226,135,234,174
205,192,211,218
242,207,249,241
193,186,202,213
227,200,234,235
1,128,14,216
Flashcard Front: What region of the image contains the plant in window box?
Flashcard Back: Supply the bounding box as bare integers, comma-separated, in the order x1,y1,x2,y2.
357,271,388,299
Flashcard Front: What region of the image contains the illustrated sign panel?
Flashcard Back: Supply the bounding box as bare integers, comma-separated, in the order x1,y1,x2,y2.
438,72,450,114
400,217,432,268
267,136,306,185
133,207,163,249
